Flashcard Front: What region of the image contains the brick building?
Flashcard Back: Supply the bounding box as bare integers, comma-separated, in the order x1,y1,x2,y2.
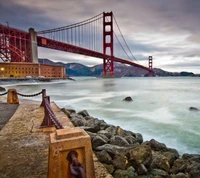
0,62,66,78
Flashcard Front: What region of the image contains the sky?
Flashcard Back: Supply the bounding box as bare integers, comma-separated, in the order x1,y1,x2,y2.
0,0,200,73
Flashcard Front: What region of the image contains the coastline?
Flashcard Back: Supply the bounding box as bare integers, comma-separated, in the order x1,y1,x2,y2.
61,107,200,177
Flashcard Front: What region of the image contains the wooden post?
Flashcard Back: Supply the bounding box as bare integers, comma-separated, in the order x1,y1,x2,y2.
7,89,19,104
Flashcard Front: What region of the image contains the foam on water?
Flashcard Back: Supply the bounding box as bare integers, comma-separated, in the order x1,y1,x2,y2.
3,77,200,155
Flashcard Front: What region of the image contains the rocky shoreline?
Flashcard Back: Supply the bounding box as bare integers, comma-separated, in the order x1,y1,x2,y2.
61,108,200,178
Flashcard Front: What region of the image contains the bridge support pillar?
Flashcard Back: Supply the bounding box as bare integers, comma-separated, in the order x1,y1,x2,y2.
103,12,114,77
29,28,38,63
148,56,153,77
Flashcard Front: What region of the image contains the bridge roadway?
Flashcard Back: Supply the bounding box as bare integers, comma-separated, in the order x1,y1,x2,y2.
37,36,151,72
0,97,113,178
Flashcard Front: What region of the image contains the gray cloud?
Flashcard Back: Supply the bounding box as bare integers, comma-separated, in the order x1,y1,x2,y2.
1,0,200,72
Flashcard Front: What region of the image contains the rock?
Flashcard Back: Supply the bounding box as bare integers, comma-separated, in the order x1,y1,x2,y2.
171,172,190,178
77,110,90,117
86,118,106,132
114,169,137,178
95,144,138,156
163,148,179,166
96,150,112,164
123,96,133,101
86,131,97,139
113,154,127,170
189,107,199,111
135,133,143,144
151,152,170,172
129,144,152,167
69,113,87,126
103,164,115,175
137,163,148,175
98,130,112,139
61,108,76,117
0,86,6,92
92,135,108,149
170,158,187,174
150,169,170,178
125,136,138,145
110,135,130,147
98,133,109,142
149,139,167,151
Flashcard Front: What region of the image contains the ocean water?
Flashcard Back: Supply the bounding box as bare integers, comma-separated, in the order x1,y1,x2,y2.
2,77,200,155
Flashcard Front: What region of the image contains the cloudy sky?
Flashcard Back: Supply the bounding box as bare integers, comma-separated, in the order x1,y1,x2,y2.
1,0,200,73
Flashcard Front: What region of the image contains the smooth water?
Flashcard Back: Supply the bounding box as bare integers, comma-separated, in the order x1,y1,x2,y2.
2,77,200,155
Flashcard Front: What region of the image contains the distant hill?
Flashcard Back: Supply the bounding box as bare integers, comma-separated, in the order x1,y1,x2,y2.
38,58,199,77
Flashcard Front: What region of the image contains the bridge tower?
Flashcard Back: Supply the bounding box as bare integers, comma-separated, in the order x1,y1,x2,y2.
103,12,114,77
148,56,153,76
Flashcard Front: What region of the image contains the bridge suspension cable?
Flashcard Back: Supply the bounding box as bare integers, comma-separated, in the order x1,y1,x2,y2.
37,13,103,53
113,14,140,64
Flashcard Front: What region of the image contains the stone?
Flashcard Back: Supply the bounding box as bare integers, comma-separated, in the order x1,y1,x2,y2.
151,152,170,172
137,163,148,175
113,154,127,170
110,135,130,147
78,110,90,117
123,96,133,101
103,164,115,174
92,135,108,149
135,133,143,144
163,148,179,166
70,113,87,126
95,144,137,156
114,169,137,178
189,107,199,111
171,172,190,178
98,130,112,139
149,139,167,151
85,118,105,132
96,150,112,164
150,169,170,178
125,136,138,144
129,144,152,167
170,158,187,174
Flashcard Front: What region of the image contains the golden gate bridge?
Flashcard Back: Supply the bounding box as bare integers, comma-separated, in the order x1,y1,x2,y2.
0,11,153,77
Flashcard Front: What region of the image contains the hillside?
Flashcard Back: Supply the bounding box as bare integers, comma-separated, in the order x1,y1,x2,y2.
38,59,199,77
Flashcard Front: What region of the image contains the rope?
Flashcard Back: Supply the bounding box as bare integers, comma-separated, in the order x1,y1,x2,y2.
0,91,8,96
16,91,43,97
44,98,63,129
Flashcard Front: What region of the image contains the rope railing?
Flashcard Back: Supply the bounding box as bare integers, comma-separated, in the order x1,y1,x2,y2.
16,90,43,97
41,96,63,129
1,88,63,129
0,91,8,96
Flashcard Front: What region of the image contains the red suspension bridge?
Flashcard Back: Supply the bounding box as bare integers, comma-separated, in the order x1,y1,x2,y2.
0,12,153,77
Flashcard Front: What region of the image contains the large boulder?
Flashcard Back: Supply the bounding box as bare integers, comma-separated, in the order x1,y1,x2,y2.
95,144,138,156
77,110,90,117
69,113,87,126
110,135,130,147
151,151,170,172
189,107,199,111
92,135,108,149
95,150,112,164
113,154,128,170
149,139,167,151
123,96,133,101
128,144,152,168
